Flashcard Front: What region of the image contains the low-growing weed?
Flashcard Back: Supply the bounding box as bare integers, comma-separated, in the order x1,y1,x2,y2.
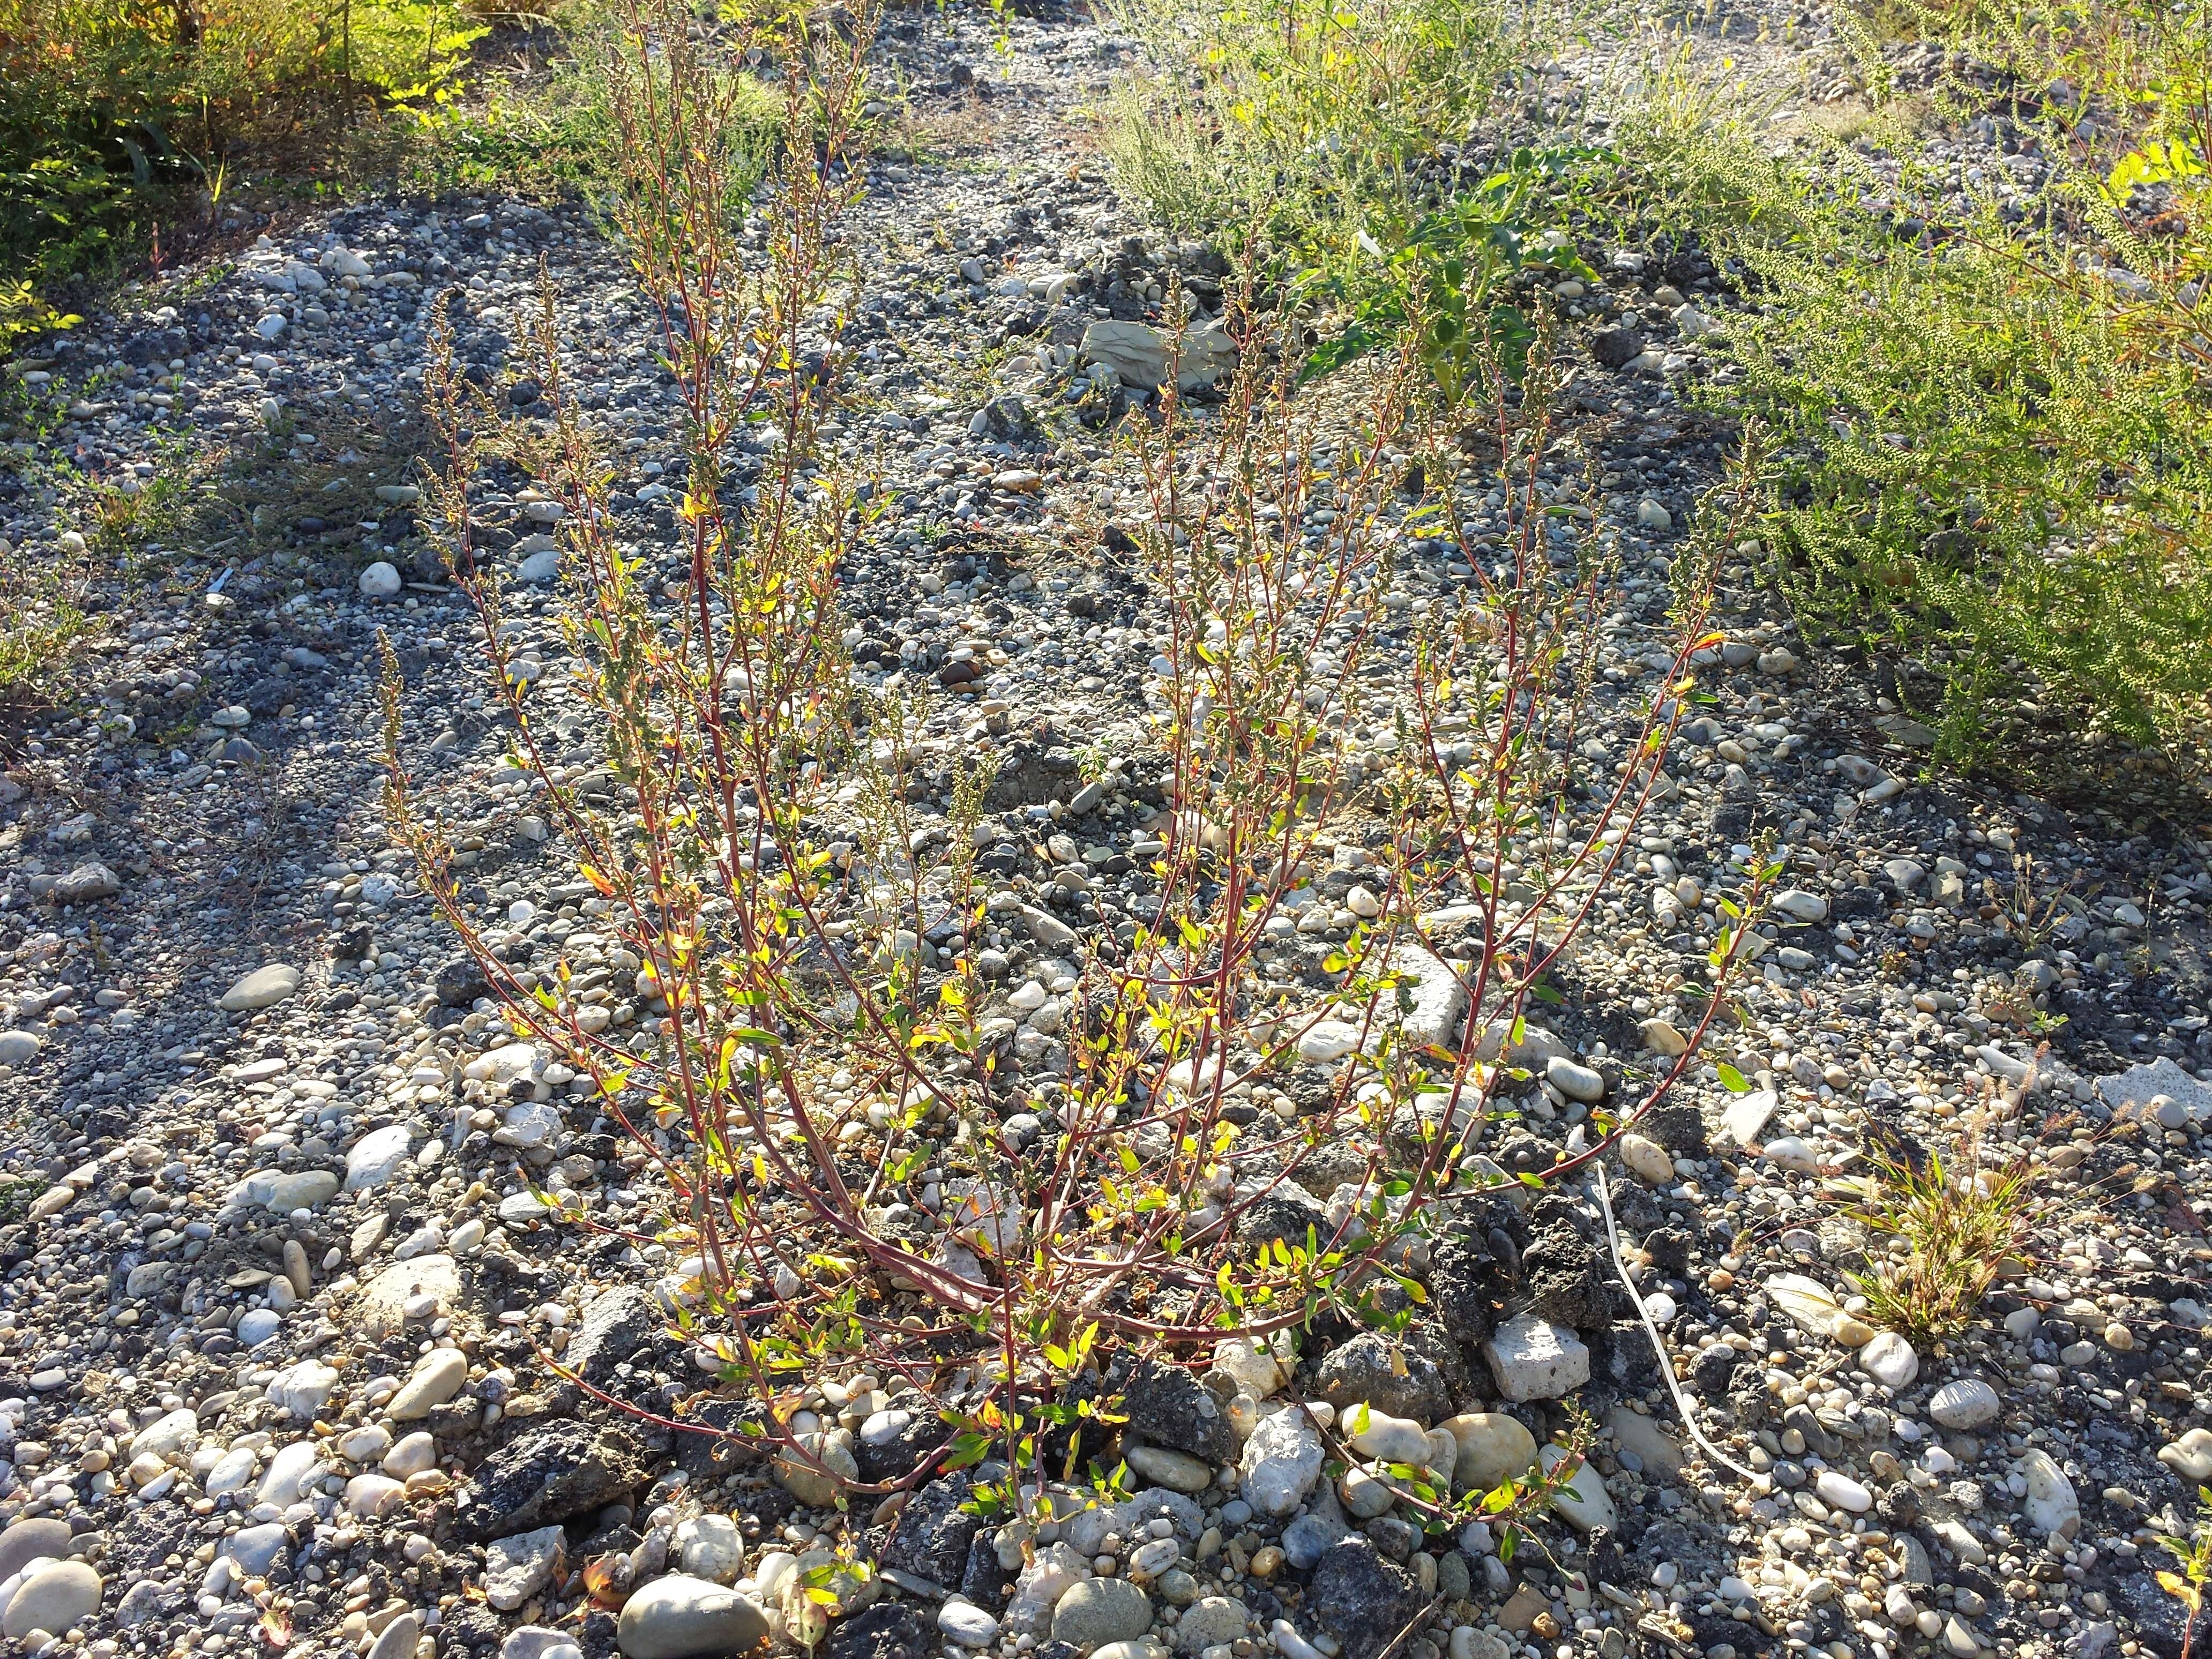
1830,1129,2052,1338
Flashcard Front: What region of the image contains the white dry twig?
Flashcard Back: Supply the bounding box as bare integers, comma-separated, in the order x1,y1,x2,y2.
1591,1163,1769,1490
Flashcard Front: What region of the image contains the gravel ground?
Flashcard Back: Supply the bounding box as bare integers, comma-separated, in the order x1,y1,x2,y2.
1,9,2209,1659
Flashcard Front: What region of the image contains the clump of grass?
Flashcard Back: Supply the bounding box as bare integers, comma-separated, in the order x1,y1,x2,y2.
0,531,92,704
1832,1132,2051,1339
384,13,783,205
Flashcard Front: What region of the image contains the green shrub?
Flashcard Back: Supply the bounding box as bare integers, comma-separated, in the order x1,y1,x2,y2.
0,0,489,297
1602,9,2212,784
1106,0,1550,272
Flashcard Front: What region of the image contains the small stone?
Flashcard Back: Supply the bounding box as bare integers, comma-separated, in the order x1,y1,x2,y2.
1239,1408,1325,1517
1772,887,1828,923
1344,1406,1433,1466
1929,1379,2001,1429
487,1526,567,1610
1052,1578,1154,1652
345,1124,414,1190
1125,1444,1212,1493
1638,1018,1689,1057
773,1428,858,1506
939,1602,1000,1648
389,1348,469,1419
0,1030,41,1067
676,1514,746,1584
1815,1470,1872,1513
616,1575,773,1659
223,1523,292,1576
1860,1331,1919,1389
0,1520,72,1582
356,1616,419,1659
220,963,301,1011
1173,1596,1249,1655
1545,1056,1605,1102
1617,1133,1673,1185
1439,1414,1537,1493
2158,1427,2212,1483
1481,1314,1590,1402
358,561,402,599
2017,1449,2079,1537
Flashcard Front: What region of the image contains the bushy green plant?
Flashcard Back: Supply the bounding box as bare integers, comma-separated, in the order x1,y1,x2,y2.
0,0,489,295
1106,0,1552,270
1599,8,2212,784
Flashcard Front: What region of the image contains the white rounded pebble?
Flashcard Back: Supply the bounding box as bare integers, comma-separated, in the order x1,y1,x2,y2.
1859,1331,1919,1389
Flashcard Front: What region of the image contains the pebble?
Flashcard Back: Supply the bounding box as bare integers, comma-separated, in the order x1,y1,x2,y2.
616,1576,773,1659
1344,1406,1434,1466
1440,1413,1538,1493
2159,1427,2212,1482
487,1527,567,1610
1125,1444,1213,1492
1052,1578,1154,1650
1240,1408,1325,1516
1,1559,102,1639
1482,1314,1591,1401
2017,1449,2079,1537
218,961,302,1010
1859,1331,1920,1388
1545,1056,1606,1102
1617,1132,1674,1185
675,1515,745,1585
388,1348,470,1418
1814,1469,1872,1512
1929,1379,2002,1429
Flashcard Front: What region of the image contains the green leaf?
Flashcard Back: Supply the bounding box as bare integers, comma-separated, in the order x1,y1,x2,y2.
1717,1062,1750,1093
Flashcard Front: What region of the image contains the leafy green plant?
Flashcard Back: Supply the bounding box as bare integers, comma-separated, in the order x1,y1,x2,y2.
0,279,81,358
383,0,1765,1526
0,0,490,294
1299,145,1598,395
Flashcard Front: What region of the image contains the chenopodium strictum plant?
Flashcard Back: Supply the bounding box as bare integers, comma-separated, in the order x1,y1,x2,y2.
378,0,1771,1552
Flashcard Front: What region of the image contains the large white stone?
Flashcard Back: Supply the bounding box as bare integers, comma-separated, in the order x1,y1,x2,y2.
388,1348,469,1419
1344,1407,1433,1467
615,1576,772,1659
487,1526,567,1610
345,1124,414,1190
2,1559,102,1639
1482,1314,1590,1402
1859,1331,1919,1389
1440,1413,1538,1493
220,963,300,1011
1239,1407,1324,1516
2018,1449,2079,1537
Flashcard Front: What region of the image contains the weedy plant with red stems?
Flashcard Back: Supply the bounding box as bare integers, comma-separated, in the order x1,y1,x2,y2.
379,0,1775,1575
